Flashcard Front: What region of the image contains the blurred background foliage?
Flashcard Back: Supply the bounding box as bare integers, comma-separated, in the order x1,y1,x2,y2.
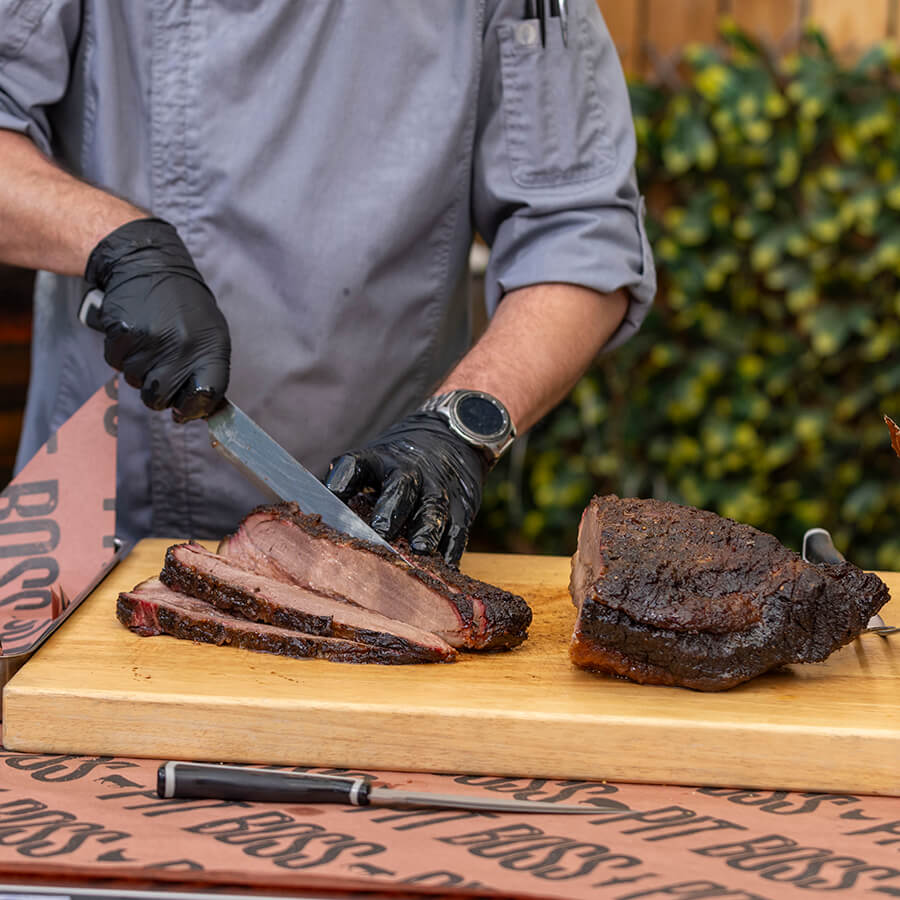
473,20,900,569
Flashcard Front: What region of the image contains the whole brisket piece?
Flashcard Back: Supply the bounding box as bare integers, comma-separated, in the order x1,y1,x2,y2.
160,542,456,662
569,495,890,691
217,503,531,650
118,579,432,665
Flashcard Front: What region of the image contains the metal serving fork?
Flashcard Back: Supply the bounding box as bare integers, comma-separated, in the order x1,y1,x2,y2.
802,528,898,636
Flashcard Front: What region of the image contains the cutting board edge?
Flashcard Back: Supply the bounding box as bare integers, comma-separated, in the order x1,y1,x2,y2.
5,689,899,797
7,680,899,733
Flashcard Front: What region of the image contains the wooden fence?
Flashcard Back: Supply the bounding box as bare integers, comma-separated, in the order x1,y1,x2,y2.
599,0,900,76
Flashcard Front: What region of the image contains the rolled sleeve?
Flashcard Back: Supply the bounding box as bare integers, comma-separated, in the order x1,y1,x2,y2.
473,0,656,352
0,0,81,154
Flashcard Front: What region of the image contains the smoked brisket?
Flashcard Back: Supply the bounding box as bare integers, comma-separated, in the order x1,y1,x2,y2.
217,503,531,650
117,579,432,665
569,495,890,691
159,542,456,662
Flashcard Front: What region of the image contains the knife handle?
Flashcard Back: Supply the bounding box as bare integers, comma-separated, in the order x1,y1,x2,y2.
802,528,845,565
78,288,106,332
79,289,220,423
157,761,373,806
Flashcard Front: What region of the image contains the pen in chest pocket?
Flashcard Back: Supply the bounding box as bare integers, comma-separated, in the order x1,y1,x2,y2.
523,0,568,48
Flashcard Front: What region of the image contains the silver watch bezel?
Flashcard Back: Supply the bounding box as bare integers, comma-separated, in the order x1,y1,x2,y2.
421,390,516,461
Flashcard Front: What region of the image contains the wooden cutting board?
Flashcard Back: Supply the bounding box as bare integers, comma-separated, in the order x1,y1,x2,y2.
3,540,899,795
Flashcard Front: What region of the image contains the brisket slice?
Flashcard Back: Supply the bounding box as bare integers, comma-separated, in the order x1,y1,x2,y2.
117,579,432,665
569,495,890,691
160,542,456,662
217,503,531,650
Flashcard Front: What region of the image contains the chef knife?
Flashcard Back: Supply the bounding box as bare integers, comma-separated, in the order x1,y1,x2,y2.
79,290,397,555
802,528,896,635
157,761,615,815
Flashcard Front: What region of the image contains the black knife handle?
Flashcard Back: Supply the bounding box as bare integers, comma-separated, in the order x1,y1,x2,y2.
157,761,372,805
802,528,845,565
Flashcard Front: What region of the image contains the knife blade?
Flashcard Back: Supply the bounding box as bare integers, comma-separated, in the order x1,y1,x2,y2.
157,762,615,815
802,528,897,635
207,400,398,555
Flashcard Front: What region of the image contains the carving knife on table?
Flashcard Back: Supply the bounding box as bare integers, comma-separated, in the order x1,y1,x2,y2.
157,761,612,814
802,528,897,635
79,290,398,555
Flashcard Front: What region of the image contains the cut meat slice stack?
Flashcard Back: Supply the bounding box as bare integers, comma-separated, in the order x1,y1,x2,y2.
118,579,434,664
217,503,532,650
117,502,532,665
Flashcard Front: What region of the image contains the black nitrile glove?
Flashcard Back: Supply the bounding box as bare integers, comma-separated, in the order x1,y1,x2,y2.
84,217,230,422
326,412,490,567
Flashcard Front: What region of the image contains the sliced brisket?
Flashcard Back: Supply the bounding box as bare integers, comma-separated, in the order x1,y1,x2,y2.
160,542,456,662
117,579,432,664
217,503,531,650
569,495,890,691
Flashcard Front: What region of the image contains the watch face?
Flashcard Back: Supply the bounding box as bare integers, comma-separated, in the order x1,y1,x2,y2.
456,394,506,439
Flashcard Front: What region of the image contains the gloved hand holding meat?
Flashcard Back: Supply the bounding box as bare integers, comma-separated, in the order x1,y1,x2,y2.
84,217,231,422
326,411,489,567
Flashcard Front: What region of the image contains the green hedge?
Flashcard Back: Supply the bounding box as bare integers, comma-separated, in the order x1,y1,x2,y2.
475,21,900,569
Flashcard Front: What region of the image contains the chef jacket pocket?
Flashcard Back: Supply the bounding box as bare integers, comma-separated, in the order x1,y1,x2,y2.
0,0,53,70
496,16,616,188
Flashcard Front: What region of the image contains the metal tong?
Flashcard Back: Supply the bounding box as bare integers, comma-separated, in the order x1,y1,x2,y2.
525,0,568,48
802,528,898,636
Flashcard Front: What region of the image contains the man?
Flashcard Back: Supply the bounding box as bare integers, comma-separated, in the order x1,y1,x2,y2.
0,1,654,564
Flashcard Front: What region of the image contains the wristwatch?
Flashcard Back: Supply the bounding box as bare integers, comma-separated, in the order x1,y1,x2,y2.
420,390,516,465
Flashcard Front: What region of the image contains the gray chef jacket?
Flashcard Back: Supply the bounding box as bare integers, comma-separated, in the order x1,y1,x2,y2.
2,0,655,546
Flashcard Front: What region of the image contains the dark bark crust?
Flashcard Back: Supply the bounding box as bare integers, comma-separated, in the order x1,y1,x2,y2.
393,534,533,651
344,494,534,647
569,495,890,691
